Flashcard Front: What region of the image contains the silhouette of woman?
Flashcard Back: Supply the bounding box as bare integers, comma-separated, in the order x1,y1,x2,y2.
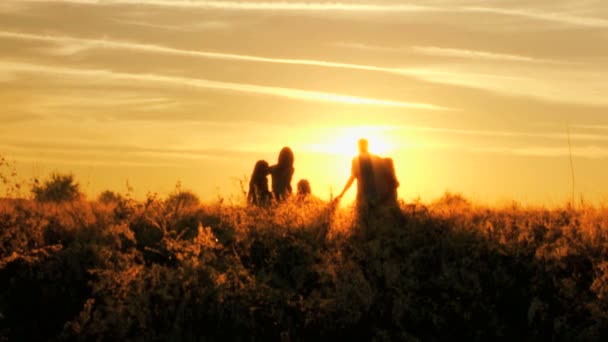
270,147,295,202
248,160,272,206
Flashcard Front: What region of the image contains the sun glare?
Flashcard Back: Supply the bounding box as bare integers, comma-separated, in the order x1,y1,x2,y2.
320,126,395,157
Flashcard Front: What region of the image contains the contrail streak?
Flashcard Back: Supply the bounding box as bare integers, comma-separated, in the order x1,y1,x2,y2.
0,61,451,110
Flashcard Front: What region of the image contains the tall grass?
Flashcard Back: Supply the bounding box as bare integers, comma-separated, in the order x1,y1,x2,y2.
1,190,608,341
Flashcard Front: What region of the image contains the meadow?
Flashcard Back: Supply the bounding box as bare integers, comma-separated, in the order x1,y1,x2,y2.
1,171,608,341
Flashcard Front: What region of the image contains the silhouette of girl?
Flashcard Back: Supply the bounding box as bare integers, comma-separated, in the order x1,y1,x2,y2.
248,160,272,206
270,147,295,202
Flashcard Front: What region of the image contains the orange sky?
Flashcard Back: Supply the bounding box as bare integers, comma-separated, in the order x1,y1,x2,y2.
1,0,607,205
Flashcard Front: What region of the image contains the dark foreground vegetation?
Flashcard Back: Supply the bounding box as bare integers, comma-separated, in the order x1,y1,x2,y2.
1,176,608,340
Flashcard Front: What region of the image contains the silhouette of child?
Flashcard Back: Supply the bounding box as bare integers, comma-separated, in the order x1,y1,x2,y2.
296,178,324,208
270,147,295,202
248,160,272,206
297,179,311,198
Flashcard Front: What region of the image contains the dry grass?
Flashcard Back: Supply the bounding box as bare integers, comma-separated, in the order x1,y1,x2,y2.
1,190,608,341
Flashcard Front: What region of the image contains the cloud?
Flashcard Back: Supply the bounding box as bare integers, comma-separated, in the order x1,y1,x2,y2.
394,66,608,107
571,124,608,131
462,6,608,29
0,137,241,156
335,41,566,64
7,30,603,107
19,0,434,12
332,42,405,52
29,92,180,113
0,60,450,110
410,46,562,64
397,125,608,143
111,19,233,32
0,137,265,168
1,15,606,107
469,145,608,159
17,1,608,28
0,31,423,75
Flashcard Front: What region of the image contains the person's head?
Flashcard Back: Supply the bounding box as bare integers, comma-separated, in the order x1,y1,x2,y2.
278,147,295,167
297,179,311,196
358,138,369,154
252,160,270,179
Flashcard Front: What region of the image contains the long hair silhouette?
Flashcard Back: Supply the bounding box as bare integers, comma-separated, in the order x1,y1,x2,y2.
270,147,295,202
248,160,272,206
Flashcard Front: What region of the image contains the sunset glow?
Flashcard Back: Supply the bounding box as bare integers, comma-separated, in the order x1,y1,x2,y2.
306,126,395,156
0,0,607,205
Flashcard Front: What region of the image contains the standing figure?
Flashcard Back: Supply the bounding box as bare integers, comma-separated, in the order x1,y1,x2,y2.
270,147,295,202
375,157,400,208
337,138,401,223
248,160,272,206
337,138,379,211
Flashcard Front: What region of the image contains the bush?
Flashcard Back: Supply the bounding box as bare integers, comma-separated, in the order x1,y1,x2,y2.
2,194,608,341
98,190,123,204
32,173,81,203
165,189,200,211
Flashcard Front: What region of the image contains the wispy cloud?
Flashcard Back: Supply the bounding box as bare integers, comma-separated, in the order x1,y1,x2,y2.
571,124,608,131
0,136,283,168
336,42,563,64
0,30,419,75
469,145,608,159
397,125,608,143
463,6,608,29
411,46,561,64
7,29,607,107
3,30,606,107
332,42,405,52
111,18,232,32
1,138,238,157
19,0,434,12
0,30,564,106
16,1,608,28
0,60,449,110
398,66,608,107
28,92,180,113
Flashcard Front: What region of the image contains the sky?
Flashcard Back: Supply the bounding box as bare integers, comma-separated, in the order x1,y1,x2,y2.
0,0,607,205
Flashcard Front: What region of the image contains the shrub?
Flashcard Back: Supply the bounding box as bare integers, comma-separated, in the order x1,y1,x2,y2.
32,173,81,203
98,190,123,204
3,193,608,341
165,190,200,212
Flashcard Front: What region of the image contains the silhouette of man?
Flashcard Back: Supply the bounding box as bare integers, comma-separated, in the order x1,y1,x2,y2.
337,138,379,211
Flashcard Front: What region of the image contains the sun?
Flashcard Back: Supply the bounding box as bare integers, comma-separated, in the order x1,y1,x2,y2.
291,125,401,201
324,126,395,157
299,125,398,158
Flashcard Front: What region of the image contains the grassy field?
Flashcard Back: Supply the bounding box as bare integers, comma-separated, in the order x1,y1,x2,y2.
1,187,608,341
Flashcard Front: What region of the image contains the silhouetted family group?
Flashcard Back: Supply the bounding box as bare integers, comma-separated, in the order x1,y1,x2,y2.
248,139,400,217
247,146,302,206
